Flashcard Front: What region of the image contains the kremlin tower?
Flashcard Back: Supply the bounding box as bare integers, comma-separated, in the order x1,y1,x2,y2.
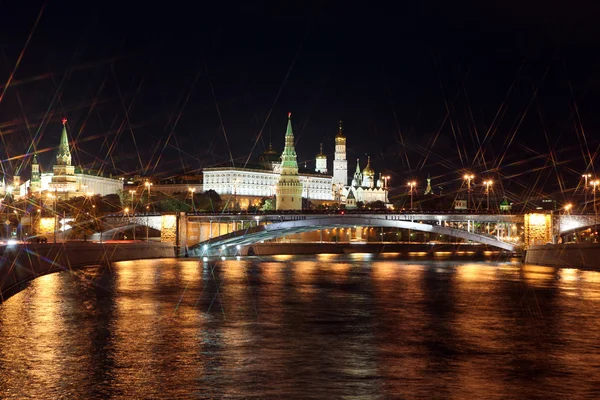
49,118,77,196
275,113,303,210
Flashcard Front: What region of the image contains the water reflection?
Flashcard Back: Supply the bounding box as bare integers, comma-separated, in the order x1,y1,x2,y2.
0,258,600,398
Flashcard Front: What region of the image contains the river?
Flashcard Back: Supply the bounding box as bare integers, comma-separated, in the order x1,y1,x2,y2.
0,255,599,399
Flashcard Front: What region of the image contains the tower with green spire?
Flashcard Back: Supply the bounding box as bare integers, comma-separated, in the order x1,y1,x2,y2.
50,118,77,195
275,113,303,210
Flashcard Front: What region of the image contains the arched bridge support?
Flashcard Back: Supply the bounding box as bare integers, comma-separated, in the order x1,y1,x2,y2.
189,215,516,256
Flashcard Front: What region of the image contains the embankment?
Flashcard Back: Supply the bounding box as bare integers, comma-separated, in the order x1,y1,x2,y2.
241,242,515,257
0,242,175,301
525,243,600,269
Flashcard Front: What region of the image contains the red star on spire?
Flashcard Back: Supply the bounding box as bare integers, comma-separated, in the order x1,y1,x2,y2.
62,117,67,125
288,112,291,118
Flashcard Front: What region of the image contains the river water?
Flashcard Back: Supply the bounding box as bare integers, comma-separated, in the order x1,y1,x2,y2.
1,255,600,399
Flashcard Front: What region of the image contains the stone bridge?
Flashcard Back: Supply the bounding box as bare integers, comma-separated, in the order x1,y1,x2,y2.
557,214,598,235
187,215,519,256
85,212,597,250
0,242,175,302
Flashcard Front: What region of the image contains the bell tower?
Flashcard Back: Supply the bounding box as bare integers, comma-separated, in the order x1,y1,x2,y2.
333,121,347,188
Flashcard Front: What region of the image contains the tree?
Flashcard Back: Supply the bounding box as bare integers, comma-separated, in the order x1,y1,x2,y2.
116,189,128,207
99,194,123,213
70,199,101,241
261,198,275,212
367,200,387,210
154,197,189,212
392,196,407,211
356,201,364,210
195,190,222,212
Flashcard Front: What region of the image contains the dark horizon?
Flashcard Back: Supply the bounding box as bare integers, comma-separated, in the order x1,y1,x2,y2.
1,1,600,203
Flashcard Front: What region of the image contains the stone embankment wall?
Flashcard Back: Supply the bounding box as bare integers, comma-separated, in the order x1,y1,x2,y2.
525,243,600,269
0,242,175,301
239,243,511,257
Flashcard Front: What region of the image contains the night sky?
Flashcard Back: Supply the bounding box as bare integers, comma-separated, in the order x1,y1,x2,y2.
2,1,600,202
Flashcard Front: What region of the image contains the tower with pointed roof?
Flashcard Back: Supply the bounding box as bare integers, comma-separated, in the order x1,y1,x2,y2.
315,143,327,174
49,118,77,196
275,113,303,210
351,158,362,187
424,174,432,195
332,120,347,189
30,153,41,193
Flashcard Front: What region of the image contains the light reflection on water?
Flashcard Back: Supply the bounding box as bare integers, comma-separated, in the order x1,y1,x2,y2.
0,257,600,398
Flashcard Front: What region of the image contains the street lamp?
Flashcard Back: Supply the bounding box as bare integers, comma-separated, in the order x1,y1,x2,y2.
129,190,135,213
463,174,474,210
593,180,600,239
483,180,493,211
583,174,592,211
188,187,196,212
144,181,152,200
408,181,416,210
46,192,57,243
383,175,390,189
564,203,573,214
145,205,150,241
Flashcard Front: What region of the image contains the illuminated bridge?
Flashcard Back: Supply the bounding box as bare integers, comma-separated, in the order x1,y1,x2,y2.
102,211,596,255
185,213,522,255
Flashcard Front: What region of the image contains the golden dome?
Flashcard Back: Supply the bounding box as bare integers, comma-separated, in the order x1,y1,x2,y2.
264,141,278,155
362,156,375,176
316,143,326,159
335,120,346,143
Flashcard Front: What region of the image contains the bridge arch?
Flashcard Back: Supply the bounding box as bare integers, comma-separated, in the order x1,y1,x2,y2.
558,215,598,235
188,215,515,256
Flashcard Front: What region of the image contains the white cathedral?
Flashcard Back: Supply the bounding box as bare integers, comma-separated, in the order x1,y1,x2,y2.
202,115,389,209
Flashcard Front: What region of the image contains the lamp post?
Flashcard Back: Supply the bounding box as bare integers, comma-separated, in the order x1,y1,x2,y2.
5,186,13,240
306,179,311,209
46,192,57,243
583,174,592,212
464,174,474,210
13,210,18,240
129,190,135,213
408,181,416,210
144,181,152,203
483,180,493,211
144,181,152,241
189,187,196,212
145,205,150,241
593,180,600,239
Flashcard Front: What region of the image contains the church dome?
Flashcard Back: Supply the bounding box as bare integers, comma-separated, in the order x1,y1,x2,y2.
263,141,278,156
316,143,326,159
362,156,375,176
335,120,346,143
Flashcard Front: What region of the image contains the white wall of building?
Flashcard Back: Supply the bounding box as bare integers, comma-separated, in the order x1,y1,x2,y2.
19,172,123,197
203,168,333,201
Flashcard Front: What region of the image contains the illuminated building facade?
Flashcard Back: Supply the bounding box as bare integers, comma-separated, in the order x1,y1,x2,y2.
18,120,123,199
203,115,389,209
